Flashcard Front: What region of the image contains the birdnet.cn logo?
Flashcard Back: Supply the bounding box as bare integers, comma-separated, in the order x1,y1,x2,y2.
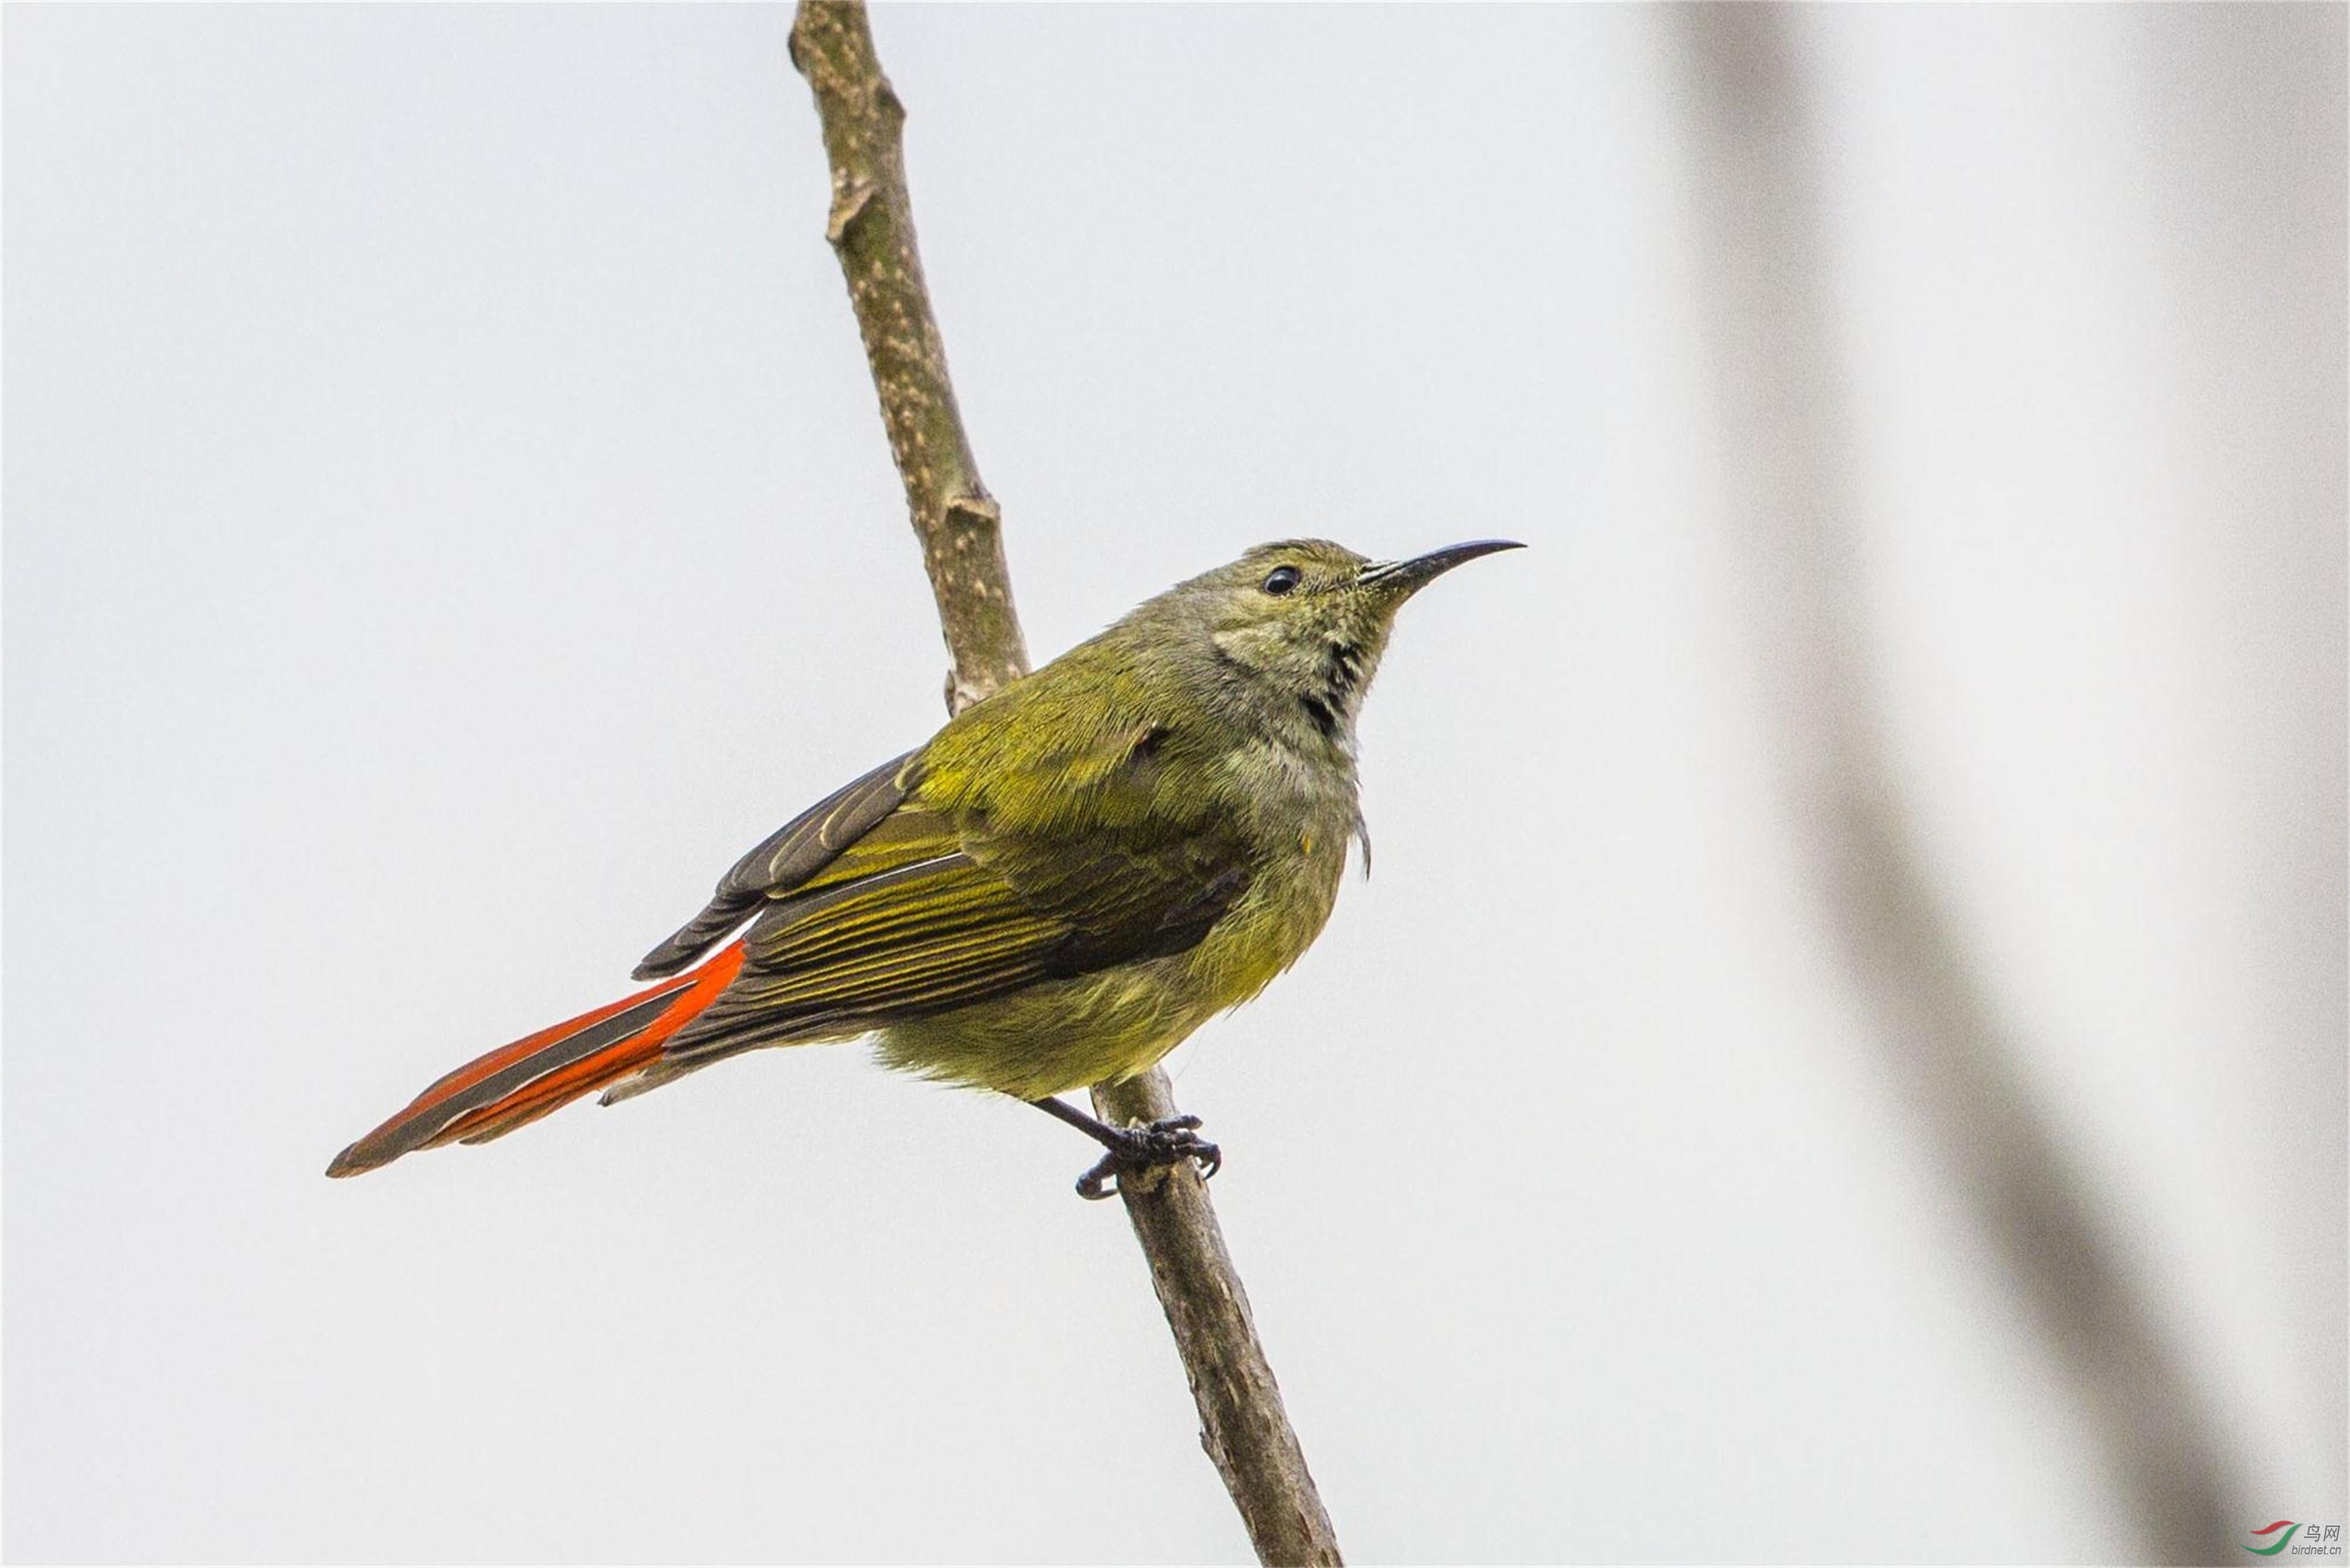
2244,1522,2344,1556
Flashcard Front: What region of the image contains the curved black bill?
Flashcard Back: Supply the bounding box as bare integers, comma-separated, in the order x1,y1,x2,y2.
1358,538,1526,595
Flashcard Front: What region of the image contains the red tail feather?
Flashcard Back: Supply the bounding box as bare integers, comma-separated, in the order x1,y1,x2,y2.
326,942,746,1177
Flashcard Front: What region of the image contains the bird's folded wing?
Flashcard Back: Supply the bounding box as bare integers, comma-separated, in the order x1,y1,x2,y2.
663,809,1249,1058
633,751,918,979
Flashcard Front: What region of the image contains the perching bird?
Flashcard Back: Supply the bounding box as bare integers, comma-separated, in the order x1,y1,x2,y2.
327,538,1519,1196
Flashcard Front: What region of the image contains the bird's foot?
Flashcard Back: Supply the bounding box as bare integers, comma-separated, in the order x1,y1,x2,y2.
1075,1115,1222,1201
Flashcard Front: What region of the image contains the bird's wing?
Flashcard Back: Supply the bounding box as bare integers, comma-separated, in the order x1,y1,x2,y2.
658,744,1252,1059
633,751,918,979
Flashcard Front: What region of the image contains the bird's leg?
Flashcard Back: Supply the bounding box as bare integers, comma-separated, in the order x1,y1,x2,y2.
1028,1096,1222,1201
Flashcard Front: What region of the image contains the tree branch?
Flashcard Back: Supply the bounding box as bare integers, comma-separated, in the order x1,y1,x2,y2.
788,0,1026,711
788,5,1341,1562
1086,1072,1344,1567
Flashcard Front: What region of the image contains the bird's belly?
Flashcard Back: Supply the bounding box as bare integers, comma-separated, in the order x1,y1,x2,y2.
873,838,1348,1100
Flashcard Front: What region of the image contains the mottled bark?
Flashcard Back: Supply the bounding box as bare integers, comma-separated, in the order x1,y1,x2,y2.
788,0,1025,710
789,6,1341,1562
1088,1074,1344,1568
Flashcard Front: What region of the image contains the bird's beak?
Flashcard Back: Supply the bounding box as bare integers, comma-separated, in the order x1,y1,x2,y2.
1356,539,1525,599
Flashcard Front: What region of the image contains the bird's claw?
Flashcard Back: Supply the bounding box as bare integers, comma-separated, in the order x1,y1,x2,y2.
1075,1115,1222,1200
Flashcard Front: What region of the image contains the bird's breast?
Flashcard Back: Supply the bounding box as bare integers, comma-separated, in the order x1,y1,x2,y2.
1182,789,1351,1015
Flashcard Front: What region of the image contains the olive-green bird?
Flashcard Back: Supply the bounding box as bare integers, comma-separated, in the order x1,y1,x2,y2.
327,538,1519,1195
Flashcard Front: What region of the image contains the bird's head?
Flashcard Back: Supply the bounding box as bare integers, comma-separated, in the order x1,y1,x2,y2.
1165,538,1523,746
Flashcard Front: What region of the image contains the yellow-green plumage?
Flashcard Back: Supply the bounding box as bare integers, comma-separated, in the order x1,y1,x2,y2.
612,538,1515,1108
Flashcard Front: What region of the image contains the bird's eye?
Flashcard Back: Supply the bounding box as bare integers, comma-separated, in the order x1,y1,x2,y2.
1262,566,1302,596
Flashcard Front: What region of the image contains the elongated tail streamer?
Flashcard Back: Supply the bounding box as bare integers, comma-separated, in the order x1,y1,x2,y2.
326,943,746,1177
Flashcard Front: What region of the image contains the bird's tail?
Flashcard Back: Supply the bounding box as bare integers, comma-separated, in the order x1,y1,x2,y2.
326,941,746,1177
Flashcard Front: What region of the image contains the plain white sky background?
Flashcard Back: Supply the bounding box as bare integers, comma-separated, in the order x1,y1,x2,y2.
4,5,2341,1563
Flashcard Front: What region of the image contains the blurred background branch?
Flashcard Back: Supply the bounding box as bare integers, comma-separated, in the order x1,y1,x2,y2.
1674,8,2238,1561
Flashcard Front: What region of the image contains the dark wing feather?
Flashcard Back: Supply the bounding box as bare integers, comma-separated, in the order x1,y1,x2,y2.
633,751,917,979
661,811,1251,1064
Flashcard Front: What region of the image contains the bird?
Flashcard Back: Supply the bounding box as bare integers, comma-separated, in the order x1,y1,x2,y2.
327,538,1520,1197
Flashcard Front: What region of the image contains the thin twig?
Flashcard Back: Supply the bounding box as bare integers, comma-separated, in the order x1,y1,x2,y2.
1086,1072,1345,1567
787,5,1342,1562
1675,9,2236,1562
787,0,1026,713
